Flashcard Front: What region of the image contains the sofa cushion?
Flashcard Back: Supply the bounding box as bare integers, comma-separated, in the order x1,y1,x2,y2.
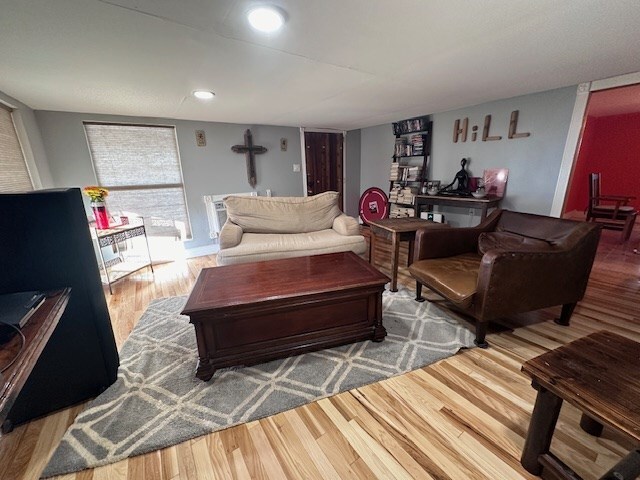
225,192,342,234
408,252,481,309
477,231,554,255
216,229,367,265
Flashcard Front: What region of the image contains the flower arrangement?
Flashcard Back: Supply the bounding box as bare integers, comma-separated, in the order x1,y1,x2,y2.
83,186,109,203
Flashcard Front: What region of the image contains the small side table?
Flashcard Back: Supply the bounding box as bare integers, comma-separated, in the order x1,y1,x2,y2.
367,218,449,292
91,222,154,294
521,331,640,480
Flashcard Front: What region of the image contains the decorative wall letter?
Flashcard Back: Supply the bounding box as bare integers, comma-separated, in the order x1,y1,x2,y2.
453,117,468,143
482,115,502,141
508,110,531,139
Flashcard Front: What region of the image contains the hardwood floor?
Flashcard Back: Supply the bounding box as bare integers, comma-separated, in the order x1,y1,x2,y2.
1,227,639,480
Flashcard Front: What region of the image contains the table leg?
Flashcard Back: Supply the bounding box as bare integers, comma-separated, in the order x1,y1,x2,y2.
521,383,564,475
390,232,400,292
580,414,604,437
481,205,488,220
369,228,376,265
407,239,414,267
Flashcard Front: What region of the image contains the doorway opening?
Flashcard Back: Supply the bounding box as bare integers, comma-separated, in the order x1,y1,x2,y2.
562,83,640,221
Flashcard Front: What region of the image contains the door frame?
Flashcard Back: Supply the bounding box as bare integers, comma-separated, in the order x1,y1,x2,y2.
299,127,347,211
551,71,640,216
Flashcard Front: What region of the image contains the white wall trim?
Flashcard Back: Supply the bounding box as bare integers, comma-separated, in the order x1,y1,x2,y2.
551,72,640,217
550,82,590,217
299,127,307,197
184,243,218,258
590,71,640,91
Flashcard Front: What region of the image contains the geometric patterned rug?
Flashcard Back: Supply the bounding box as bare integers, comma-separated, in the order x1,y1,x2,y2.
42,288,475,478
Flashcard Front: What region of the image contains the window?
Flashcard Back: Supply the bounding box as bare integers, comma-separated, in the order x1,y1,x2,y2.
84,122,191,239
0,104,33,193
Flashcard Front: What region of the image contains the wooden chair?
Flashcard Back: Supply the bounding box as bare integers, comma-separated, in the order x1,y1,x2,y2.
586,173,637,242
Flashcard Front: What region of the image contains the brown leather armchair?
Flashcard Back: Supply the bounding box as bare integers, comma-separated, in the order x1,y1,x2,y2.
408,210,601,347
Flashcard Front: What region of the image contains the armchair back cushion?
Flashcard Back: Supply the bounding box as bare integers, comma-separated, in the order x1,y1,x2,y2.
225,191,342,234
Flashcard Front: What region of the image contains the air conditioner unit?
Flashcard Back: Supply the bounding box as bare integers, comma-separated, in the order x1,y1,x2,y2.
203,192,257,239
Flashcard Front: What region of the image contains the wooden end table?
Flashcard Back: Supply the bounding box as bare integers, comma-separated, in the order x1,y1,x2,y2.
367,218,449,292
521,330,640,480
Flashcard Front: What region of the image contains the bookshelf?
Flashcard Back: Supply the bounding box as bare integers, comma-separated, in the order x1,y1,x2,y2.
388,116,432,218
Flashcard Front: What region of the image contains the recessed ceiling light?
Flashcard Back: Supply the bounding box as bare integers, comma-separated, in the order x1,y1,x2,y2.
193,90,215,100
247,6,285,33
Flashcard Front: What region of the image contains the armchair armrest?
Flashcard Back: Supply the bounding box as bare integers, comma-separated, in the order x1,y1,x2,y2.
413,209,502,262
475,231,599,320
219,221,243,249
332,214,360,236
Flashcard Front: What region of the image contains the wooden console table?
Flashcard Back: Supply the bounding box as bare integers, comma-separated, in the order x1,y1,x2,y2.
0,289,71,434
521,330,640,479
413,194,502,220
367,218,449,292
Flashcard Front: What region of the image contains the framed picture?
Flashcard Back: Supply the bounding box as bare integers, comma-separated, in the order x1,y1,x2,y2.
426,180,441,190
483,168,509,197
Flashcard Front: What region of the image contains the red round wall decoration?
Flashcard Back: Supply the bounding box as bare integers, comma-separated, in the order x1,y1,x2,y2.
359,187,389,224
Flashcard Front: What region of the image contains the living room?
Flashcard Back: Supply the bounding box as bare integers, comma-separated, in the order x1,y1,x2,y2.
1,1,640,479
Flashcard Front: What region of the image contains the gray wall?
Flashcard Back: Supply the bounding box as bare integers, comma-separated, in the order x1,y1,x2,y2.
0,90,53,188
344,129,361,217
35,111,303,249
358,86,577,226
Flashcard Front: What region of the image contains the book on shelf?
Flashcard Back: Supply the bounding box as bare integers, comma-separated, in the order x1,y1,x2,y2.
389,205,415,218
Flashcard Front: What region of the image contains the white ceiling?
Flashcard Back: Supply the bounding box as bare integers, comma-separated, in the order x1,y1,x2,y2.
2,0,640,130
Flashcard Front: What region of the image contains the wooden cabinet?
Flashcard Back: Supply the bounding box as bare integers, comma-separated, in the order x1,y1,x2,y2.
388,117,432,218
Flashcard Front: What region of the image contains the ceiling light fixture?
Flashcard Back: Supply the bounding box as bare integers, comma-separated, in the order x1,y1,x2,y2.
247,6,285,33
193,90,215,100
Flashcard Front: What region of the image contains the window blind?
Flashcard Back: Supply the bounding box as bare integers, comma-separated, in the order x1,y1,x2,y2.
0,105,33,193
84,122,191,238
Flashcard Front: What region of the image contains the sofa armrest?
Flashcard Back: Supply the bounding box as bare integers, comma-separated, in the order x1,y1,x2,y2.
475,230,599,320
413,209,502,262
219,221,243,249
332,214,361,236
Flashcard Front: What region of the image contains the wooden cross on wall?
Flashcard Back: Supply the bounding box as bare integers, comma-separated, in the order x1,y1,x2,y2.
231,129,267,188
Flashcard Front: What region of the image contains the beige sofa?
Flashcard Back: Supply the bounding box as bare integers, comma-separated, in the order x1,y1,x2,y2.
216,191,367,266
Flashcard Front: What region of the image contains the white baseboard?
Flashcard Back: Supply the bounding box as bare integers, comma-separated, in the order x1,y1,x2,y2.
184,244,219,259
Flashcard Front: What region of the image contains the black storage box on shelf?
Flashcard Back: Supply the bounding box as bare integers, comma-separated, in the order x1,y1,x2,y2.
0,188,119,427
392,115,430,135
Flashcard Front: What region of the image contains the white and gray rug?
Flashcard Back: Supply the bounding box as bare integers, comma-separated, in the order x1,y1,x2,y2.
43,288,474,478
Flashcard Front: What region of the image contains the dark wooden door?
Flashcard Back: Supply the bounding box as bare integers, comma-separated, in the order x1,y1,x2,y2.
304,132,343,203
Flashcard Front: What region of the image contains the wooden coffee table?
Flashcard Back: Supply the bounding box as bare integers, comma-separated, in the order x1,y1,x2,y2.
182,252,390,381
521,330,640,479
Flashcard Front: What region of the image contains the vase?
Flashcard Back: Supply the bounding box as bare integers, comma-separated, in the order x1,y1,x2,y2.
91,201,110,229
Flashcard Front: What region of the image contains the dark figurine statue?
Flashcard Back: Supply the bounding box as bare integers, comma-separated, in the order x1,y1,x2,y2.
439,158,470,195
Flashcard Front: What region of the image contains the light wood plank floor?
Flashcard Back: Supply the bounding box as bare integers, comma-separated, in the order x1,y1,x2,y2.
1,227,639,480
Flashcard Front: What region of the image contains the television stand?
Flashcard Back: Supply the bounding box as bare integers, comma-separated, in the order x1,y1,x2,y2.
0,289,70,435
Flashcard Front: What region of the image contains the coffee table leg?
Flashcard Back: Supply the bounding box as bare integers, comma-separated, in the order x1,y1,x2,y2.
521,382,564,475
372,293,387,342
390,232,400,292
196,357,216,381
